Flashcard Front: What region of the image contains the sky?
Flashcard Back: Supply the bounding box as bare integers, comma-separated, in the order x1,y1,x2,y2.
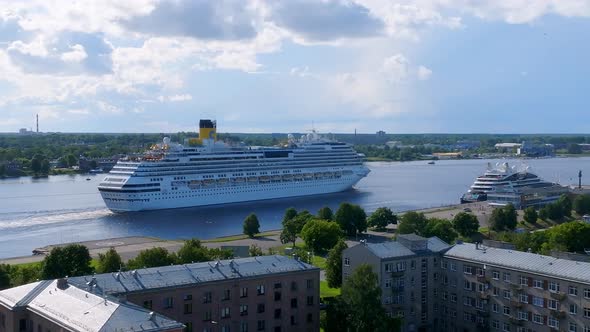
0,0,589,134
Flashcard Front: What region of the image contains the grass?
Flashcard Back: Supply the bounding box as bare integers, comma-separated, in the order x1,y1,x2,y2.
320,280,341,298
312,255,327,269
202,231,277,243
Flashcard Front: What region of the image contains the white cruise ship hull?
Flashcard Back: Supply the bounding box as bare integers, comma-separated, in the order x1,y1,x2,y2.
101,172,366,212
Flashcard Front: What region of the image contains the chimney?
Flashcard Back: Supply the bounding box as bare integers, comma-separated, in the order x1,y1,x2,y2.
56,278,68,290
36,114,39,133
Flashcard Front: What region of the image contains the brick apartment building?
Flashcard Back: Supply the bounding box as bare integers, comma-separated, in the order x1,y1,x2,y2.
343,234,590,332
0,255,320,332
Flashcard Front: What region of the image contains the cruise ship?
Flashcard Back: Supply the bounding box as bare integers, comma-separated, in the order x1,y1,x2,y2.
460,162,550,203
98,120,370,212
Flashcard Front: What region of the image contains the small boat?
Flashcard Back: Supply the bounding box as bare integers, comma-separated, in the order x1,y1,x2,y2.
428,161,436,165
86,178,91,181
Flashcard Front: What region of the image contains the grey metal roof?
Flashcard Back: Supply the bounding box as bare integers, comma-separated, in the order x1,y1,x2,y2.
0,280,183,332
397,234,427,242
444,243,590,285
69,255,317,295
366,242,416,259
427,237,452,252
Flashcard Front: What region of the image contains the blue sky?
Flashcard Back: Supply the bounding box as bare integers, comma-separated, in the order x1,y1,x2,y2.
0,0,589,134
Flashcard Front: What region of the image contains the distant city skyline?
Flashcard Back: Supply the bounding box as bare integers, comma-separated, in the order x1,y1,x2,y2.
0,1,589,134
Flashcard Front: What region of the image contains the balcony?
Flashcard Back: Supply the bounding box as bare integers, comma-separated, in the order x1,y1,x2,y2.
510,283,524,291
477,275,489,283
549,292,566,301
391,286,405,293
550,310,566,319
510,300,523,308
391,270,404,277
476,311,490,318
478,292,490,300
509,317,525,326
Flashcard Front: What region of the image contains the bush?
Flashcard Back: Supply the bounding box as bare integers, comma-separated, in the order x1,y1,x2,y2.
97,247,123,273
367,207,397,231
300,219,343,253
397,211,427,235
523,207,538,224
243,213,261,238
573,194,590,216
452,212,479,236
41,244,93,279
127,247,175,269
335,203,367,236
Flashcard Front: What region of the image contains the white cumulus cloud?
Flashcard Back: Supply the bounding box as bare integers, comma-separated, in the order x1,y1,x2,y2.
60,44,88,63
417,65,432,80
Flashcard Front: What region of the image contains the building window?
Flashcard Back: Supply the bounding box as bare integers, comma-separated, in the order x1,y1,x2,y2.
290,281,297,291
492,320,500,329
221,307,230,319
492,271,500,280
257,320,265,331
442,260,448,269
571,304,578,315
519,293,528,303
569,286,578,296
307,296,314,306
385,279,392,288
584,288,590,299
503,306,511,316
549,282,560,293
184,294,192,301
274,309,281,319
240,321,248,332
464,280,472,290
533,279,543,289
274,282,281,289
411,260,416,269
533,313,543,324
570,322,578,332
290,315,297,326
306,279,314,289
450,262,457,271
476,267,484,277
548,316,559,329
344,257,350,266
241,287,248,298
222,289,231,301
518,311,528,320
492,303,499,313
184,303,192,314
533,296,544,307
503,289,511,299
502,322,510,332
307,313,313,323
463,265,473,275
291,298,298,308
257,285,265,295
385,263,392,272
203,310,212,322
240,305,248,316
451,293,457,303
584,307,590,318
274,292,281,301
143,300,152,309
203,291,212,303
493,287,499,297
184,322,193,332
519,276,527,285
222,326,230,332
503,272,511,283
549,299,559,310
164,297,173,309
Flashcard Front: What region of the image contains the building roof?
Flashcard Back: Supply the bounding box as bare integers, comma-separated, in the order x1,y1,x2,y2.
444,242,590,285
0,280,183,332
363,236,451,259
68,255,317,296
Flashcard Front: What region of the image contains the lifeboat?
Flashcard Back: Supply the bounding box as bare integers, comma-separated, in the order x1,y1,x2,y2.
247,177,258,182
282,174,293,181
260,176,270,183
203,179,215,186
188,180,201,189
171,181,186,187
217,178,229,185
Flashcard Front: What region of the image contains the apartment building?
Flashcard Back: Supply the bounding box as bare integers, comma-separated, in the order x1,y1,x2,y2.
0,279,183,332
342,234,452,332
343,234,590,332
68,255,320,332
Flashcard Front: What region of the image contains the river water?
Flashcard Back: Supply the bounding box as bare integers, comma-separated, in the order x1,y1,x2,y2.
1,158,589,258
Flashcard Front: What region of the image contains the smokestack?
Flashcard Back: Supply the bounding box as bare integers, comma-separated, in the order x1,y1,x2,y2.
36,114,39,133
579,170,583,189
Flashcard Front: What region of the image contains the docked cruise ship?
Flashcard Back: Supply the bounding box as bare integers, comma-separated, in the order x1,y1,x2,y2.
98,120,370,212
461,162,550,203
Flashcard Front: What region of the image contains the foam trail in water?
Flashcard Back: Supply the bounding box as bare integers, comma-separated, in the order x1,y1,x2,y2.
0,208,114,230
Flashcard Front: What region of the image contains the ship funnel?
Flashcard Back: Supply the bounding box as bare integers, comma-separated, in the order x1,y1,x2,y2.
199,119,217,142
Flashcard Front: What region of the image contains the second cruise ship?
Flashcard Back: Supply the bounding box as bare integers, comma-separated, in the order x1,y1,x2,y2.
98,120,370,212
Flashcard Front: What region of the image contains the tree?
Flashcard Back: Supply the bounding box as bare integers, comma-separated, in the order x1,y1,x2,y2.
175,239,213,264
9,264,41,287
545,203,564,220
489,208,506,231
539,207,548,221
65,153,78,168
341,264,394,332
367,207,397,231
127,247,175,269
523,207,538,224
325,240,348,288
317,206,334,221
335,203,367,236
567,143,582,154
556,194,572,218
397,211,427,235
31,155,43,174
97,247,123,273
283,207,298,224
280,219,299,248
249,244,263,257
503,204,518,230
300,219,343,253
452,212,479,236
423,218,458,243
41,244,94,279
547,221,590,252
40,159,50,174
573,194,590,216
243,213,260,238
0,264,10,290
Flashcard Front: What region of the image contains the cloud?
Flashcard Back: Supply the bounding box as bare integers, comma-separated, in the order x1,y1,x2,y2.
382,54,408,83
158,94,193,102
60,44,88,63
67,108,90,115
121,0,258,40
417,65,432,80
271,0,384,41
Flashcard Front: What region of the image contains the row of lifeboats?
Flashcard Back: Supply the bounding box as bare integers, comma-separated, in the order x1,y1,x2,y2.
170,171,349,189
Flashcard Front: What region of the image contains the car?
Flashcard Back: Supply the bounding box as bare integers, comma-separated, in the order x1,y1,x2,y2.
463,207,472,212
